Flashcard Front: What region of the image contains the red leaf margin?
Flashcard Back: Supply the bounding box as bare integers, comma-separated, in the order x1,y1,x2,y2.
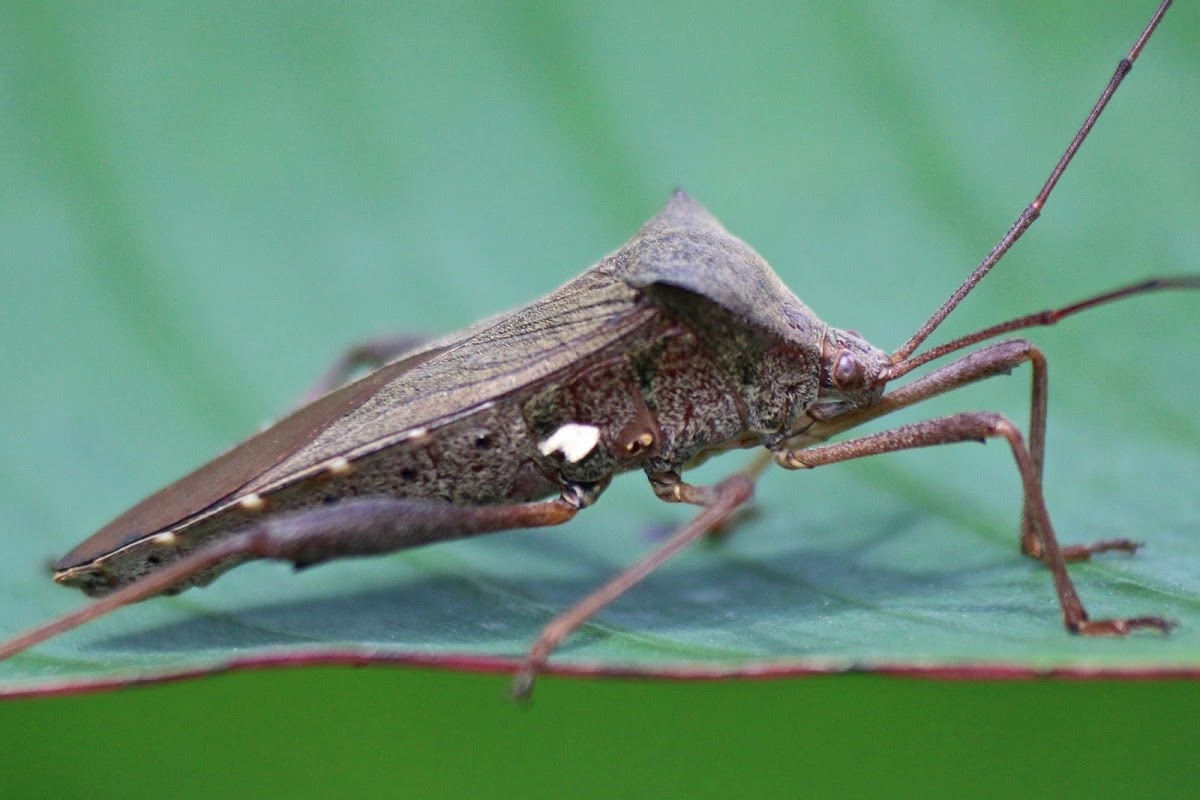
3,649,1198,701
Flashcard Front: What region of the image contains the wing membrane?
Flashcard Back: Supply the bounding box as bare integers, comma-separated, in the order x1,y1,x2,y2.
254,265,651,487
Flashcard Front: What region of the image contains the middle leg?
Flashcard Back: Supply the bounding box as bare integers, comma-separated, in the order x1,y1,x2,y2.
513,471,756,698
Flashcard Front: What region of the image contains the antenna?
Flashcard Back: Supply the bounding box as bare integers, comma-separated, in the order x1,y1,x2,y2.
889,0,1173,370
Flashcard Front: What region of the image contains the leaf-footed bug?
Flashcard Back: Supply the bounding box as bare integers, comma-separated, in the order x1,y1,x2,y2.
0,0,1195,699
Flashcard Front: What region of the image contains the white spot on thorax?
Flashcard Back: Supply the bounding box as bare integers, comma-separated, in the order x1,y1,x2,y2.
538,423,601,463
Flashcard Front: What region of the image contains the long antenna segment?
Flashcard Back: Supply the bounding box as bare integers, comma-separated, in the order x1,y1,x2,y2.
890,0,1173,369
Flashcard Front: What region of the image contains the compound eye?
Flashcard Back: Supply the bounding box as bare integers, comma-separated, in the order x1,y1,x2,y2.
832,350,866,390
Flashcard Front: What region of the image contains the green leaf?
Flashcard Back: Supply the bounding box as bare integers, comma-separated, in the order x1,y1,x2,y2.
1,0,1198,697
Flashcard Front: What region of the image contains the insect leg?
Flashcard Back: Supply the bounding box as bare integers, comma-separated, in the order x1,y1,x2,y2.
0,495,578,662
813,338,1138,561
512,473,755,700
644,455,773,541
297,334,433,404
775,412,1173,638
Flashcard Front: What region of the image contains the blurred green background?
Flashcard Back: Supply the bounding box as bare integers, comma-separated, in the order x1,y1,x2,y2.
1,0,1198,797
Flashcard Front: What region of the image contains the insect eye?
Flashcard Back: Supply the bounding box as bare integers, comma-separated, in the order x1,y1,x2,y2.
832,350,866,390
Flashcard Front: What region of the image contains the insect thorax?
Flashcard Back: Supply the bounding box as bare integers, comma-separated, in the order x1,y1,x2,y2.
523,289,823,484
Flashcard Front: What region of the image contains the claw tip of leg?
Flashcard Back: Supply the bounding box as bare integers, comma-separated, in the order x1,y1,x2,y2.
510,669,535,703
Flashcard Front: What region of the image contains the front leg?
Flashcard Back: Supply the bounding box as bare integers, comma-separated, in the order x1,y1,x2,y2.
809,338,1138,562
776,411,1172,638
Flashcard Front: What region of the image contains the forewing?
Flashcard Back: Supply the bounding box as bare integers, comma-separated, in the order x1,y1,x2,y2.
59,262,654,567
251,265,651,488
55,344,450,568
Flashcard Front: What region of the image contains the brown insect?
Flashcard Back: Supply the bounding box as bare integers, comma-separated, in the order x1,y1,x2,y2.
0,0,1193,698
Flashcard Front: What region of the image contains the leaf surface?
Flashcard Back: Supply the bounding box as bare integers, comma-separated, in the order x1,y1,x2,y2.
1,0,1198,697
